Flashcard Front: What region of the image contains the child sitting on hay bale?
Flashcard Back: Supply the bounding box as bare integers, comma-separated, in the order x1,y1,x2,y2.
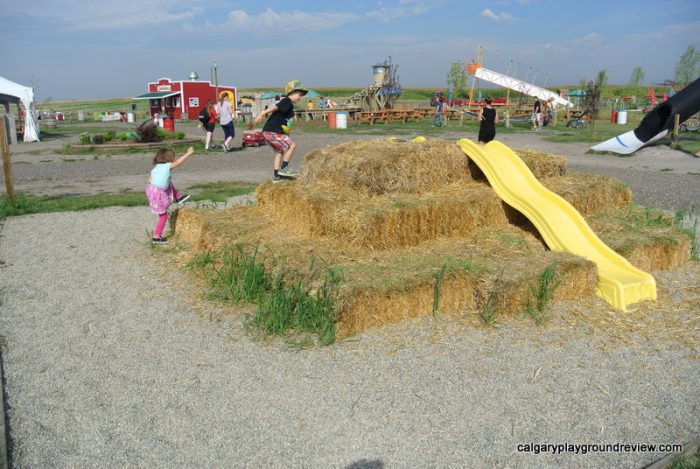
255,80,308,182
146,147,194,244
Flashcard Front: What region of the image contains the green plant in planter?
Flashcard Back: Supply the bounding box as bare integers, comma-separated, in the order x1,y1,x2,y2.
103,130,116,142
175,131,186,140
79,133,91,145
92,134,104,144
117,132,128,141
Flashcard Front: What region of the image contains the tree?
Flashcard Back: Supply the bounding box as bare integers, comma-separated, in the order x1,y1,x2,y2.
582,69,607,137
674,46,700,84
628,66,645,86
446,62,468,98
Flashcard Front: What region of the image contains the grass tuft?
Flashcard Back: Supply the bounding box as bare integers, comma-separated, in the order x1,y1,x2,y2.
524,264,562,325
432,263,448,318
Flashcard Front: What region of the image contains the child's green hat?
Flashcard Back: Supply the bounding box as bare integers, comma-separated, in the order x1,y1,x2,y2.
284,80,308,97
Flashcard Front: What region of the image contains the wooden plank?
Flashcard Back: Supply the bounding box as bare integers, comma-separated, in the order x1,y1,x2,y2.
0,122,15,202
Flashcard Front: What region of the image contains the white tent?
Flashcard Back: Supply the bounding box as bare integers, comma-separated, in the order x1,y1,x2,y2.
0,75,40,142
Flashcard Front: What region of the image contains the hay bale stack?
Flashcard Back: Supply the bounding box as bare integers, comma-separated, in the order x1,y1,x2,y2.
258,180,510,248
298,140,567,194
543,173,632,215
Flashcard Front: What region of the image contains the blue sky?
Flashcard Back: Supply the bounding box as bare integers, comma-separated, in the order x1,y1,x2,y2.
0,0,698,100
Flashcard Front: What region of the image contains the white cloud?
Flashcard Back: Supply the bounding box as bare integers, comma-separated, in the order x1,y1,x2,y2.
481,9,517,22
628,21,700,41
571,33,602,45
219,8,360,34
366,0,446,20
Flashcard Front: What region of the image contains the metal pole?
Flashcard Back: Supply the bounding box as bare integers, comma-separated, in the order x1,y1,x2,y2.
214,62,219,101
0,122,15,203
543,72,551,90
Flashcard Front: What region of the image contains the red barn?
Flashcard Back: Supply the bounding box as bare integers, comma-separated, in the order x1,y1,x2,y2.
134,76,236,120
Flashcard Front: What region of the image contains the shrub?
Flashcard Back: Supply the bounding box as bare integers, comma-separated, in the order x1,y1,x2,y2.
79,133,91,145
117,132,128,141
136,121,161,143
175,131,186,140
103,130,116,142
91,134,104,144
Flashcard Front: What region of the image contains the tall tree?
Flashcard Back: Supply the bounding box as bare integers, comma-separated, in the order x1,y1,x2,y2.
674,46,700,84
583,69,607,138
446,62,468,98
628,66,645,86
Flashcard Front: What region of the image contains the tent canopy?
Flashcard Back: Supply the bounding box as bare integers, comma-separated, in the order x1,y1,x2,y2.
568,89,587,97
0,75,40,142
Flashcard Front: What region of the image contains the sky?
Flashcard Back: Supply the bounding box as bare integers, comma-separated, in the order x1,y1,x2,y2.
0,0,698,100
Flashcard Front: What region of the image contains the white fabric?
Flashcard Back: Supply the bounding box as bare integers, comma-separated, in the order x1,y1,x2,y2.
474,67,574,108
0,75,39,142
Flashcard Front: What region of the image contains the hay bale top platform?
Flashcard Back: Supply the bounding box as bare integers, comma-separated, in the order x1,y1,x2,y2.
298,140,566,195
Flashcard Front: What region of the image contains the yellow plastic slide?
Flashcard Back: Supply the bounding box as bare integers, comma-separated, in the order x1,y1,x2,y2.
457,138,656,310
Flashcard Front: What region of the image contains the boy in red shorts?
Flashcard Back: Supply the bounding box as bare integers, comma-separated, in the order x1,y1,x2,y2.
255,80,308,182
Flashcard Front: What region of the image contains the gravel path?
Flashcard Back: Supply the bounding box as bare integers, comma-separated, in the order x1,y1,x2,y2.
0,204,698,467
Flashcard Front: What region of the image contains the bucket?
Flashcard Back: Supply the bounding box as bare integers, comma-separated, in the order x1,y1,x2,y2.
127,112,134,123
336,112,347,129
43,115,57,129
610,110,618,123
327,112,337,129
617,110,628,125
162,116,175,133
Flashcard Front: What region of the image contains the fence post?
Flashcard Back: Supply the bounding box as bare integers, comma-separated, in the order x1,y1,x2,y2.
0,122,15,202
505,111,511,128
672,114,680,144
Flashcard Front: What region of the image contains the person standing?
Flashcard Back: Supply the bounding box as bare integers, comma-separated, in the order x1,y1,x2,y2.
532,98,542,130
146,147,194,244
204,100,218,150
433,96,445,126
477,97,498,143
255,80,308,182
217,92,235,152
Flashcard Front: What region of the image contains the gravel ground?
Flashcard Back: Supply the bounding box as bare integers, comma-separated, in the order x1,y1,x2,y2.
0,203,698,468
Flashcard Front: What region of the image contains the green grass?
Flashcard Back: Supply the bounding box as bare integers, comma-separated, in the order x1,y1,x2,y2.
432,263,448,318
661,167,674,172
187,181,255,203
669,446,700,469
207,244,341,345
479,282,499,326
524,264,562,325
0,181,255,220
675,204,699,261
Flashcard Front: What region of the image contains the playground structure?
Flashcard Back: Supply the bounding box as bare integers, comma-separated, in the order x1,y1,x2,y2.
173,139,691,338
342,58,402,112
592,76,700,154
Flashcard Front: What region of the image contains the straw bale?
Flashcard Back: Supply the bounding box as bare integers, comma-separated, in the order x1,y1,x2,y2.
589,207,692,271
513,148,567,178
297,140,567,195
258,180,510,248
542,173,632,215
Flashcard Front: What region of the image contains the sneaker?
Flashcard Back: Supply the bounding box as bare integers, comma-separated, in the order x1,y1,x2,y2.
176,194,190,204
272,174,294,183
223,143,229,152
151,237,168,245
278,168,298,177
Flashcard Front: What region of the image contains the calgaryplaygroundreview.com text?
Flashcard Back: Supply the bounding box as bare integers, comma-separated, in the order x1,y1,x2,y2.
517,442,684,455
